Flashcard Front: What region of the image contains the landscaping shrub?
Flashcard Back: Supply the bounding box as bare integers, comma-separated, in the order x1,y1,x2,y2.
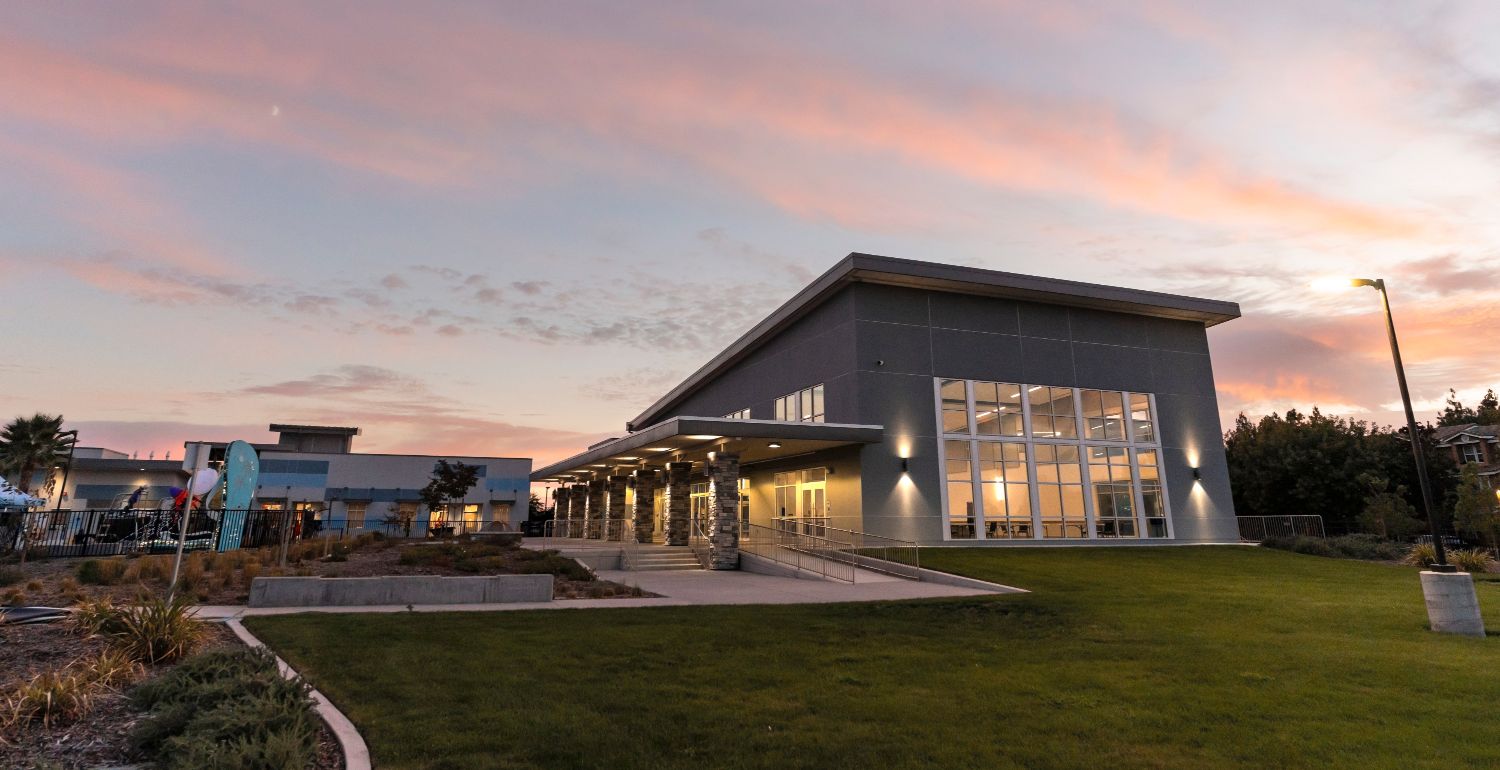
1404,543,1437,568
1,649,143,731
515,553,594,582
130,647,318,770
2,586,26,605
0,565,25,587
1450,548,1496,574
111,593,204,664
241,560,261,589
77,558,126,585
1259,535,1335,558
1327,534,1406,561
71,596,124,636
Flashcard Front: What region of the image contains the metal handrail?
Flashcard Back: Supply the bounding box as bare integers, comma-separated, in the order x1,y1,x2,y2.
770,517,921,579
741,522,855,583
688,518,713,569
607,517,639,570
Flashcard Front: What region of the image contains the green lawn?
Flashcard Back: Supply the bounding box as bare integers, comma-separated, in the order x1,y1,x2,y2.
245,548,1500,769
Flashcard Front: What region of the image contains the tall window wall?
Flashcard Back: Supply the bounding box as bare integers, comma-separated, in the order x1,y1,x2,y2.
936,379,1169,541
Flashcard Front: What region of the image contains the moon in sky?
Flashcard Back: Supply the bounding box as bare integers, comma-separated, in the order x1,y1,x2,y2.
271,105,280,117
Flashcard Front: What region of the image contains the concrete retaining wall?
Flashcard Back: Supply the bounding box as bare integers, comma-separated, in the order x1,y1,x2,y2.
248,574,553,607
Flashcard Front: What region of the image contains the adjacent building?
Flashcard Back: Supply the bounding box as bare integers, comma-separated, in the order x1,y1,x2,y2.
534,253,1241,564
1432,424,1500,487
39,423,532,538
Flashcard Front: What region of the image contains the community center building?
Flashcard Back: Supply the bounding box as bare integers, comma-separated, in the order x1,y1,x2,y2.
534,253,1241,565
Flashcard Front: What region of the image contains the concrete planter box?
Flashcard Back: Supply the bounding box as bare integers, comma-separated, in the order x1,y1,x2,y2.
248,574,553,608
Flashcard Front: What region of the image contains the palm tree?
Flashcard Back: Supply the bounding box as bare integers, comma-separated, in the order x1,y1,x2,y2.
0,413,76,493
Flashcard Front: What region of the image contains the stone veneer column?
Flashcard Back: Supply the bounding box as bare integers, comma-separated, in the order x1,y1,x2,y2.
663,462,692,547
706,452,741,570
551,488,567,531
631,470,658,544
568,484,588,537
605,474,629,541
586,479,606,539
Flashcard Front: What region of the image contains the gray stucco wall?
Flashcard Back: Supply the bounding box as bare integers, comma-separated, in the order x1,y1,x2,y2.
652,282,1238,544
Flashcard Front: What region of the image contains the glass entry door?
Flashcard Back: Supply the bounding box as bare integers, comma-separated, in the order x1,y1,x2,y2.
773,468,828,535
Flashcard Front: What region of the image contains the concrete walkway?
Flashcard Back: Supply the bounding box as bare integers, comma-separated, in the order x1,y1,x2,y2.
193,563,1007,619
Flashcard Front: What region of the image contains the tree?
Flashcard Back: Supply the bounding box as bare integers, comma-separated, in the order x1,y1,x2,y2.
0,413,75,494
1437,389,1478,427
1225,408,1456,535
1478,389,1500,426
1356,473,1424,541
419,460,481,533
1437,388,1500,427
1452,463,1499,549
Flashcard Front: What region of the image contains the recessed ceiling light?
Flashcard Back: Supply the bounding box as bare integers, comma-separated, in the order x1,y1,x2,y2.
645,447,673,452
767,442,783,449
687,435,722,440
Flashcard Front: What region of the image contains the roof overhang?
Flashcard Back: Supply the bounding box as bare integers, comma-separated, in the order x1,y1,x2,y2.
629,252,1241,430
531,417,884,482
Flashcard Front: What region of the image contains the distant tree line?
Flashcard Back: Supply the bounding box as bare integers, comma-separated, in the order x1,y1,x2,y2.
1228,388,1499,541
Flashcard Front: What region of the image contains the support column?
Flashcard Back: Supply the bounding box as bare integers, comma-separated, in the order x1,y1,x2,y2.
568,484,588,538
632,469,658,544
586,479,606,539
706,452,741,570
605,474,628,541
663,462,692,546
549,488,564,533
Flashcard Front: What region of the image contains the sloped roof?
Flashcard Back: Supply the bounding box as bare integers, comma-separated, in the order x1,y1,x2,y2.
1433,424,1500,444
628,252,1241,430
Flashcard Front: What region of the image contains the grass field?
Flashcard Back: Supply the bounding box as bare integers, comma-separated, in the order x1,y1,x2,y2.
245,547,1500,769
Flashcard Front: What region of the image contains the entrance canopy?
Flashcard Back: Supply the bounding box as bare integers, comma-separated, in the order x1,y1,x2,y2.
531,417,884,482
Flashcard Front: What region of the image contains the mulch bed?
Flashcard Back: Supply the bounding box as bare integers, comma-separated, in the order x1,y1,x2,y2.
0,620,342,770
11,537,646,607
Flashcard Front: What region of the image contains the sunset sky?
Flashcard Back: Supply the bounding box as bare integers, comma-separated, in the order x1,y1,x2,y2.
3,1,1499,467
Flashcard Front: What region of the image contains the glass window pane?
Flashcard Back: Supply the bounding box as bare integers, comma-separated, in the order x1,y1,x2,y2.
1005,482,1030,518
941,379,969,434
1130,393,1155,443
812,385,825,422
948,483,975,539
977,442,1003,482
944,440,972,481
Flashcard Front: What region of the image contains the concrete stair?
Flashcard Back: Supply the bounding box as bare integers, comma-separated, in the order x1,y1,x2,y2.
628,545,703,571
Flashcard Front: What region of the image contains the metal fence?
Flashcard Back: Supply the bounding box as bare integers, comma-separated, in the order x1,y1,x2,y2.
0,508,503,560
1236,515,1326,542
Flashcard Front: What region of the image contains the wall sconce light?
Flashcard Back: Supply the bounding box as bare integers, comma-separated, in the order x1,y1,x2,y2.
1191,467,1202,482
901,458,909,473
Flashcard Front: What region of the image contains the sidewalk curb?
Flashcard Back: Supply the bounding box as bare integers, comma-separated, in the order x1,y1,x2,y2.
225,618,372,770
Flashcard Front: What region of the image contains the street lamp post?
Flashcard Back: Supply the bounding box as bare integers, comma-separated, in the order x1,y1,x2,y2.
1316,276,1482,636
1317,278,1451,569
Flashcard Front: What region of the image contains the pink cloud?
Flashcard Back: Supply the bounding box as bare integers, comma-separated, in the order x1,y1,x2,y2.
0,4,1430,240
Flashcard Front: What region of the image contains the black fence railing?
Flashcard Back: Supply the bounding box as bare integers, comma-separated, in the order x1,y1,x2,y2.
0,508,503,560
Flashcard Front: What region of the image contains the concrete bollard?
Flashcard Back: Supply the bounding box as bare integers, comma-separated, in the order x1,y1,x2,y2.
1419,571,1486,637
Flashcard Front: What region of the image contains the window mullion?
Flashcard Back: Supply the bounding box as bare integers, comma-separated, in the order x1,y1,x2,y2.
969,439,985,540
